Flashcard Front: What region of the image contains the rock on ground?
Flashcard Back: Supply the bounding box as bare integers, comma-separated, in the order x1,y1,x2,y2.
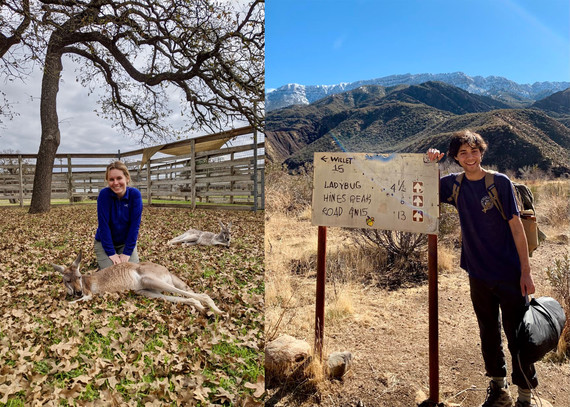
265,335,311,383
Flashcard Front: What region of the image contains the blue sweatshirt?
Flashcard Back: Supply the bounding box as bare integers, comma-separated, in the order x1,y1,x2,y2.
94,186,143,257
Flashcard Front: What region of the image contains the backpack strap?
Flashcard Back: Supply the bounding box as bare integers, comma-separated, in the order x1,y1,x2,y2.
447,170,508,221
484,171,507,221
447,172,464,207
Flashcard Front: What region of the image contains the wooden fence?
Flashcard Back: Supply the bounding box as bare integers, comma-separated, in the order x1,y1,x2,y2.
0,127,264,211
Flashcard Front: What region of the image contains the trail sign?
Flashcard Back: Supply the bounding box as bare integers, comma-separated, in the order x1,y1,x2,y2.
311,152,439,234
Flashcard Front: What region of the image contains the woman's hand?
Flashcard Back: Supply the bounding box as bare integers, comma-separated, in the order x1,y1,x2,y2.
426,148,445,162
109,254,130,265
109,254,121,265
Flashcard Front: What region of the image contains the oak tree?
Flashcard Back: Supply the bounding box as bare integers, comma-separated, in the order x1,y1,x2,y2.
1,0,264,213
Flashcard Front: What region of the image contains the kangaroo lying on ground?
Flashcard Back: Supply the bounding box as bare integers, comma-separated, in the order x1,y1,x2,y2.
167,221,231,247
52,252,223,315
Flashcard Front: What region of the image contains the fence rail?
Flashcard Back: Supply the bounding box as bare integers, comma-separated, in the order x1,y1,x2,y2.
0,127,265,211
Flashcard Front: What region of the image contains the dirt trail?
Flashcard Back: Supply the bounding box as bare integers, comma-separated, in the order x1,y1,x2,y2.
267,230,570,407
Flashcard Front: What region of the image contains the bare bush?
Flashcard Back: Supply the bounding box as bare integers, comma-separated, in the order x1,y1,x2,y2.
438,203,460,244
546,255,570,360
352,229,428,289
285,241,385,287
266,163,314,216
542,195,570,228
518,165,550,181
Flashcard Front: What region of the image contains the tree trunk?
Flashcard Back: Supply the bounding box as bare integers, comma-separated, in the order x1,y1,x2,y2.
29,45,63,214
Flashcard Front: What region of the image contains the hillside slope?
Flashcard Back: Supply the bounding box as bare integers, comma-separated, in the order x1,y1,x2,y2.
267,83,570,175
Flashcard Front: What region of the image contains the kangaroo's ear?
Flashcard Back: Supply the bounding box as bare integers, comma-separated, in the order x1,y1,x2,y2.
72,251,82,270
227,221,231,229
52,264,66,274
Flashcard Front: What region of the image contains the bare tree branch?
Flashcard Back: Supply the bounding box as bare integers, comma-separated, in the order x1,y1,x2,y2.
0,0,31,57
0,0,264,213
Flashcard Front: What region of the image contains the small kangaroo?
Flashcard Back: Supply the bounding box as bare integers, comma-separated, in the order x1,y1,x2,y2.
52,252,223,315
167,221,231,247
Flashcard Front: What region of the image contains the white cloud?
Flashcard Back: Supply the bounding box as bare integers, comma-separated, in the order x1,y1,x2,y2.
1,52,253,156
1,62,144,154
2,54,212,155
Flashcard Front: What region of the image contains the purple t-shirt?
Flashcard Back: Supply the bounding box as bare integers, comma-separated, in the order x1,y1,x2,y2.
440,172,521,282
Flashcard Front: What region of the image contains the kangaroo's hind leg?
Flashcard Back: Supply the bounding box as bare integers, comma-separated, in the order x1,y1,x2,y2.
136,289,206,314
169,275,225,316
168,232,199,246
170,274,191,291
139,276,224,315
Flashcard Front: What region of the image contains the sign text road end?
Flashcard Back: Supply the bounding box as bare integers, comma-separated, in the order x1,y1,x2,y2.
311,152,439,234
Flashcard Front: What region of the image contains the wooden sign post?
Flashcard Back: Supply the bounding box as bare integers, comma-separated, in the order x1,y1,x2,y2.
311,152,440,402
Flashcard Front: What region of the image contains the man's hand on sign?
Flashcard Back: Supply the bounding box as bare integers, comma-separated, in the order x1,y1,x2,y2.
426,148,445,163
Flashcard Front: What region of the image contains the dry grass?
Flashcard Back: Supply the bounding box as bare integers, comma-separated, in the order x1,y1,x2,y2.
326,243,384,285
533,180,570,232
438,244,456,273
265,163,313,217
546,255,570,361
326,287,355,321
305,356,325,385
266,165,570,404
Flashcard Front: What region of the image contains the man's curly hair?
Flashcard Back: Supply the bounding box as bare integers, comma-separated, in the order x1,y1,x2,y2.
448,130,488,165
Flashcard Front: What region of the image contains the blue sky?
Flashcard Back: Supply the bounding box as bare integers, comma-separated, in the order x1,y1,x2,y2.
265,0,570,89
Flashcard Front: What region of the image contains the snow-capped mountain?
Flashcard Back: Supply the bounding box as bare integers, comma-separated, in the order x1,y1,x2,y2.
265,72,570,111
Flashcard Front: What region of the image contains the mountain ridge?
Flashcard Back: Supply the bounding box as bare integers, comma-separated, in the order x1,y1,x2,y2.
266,72,570,111
266,81,570,175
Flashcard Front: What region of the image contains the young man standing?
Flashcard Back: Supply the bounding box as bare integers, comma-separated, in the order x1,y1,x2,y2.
427,130,537,407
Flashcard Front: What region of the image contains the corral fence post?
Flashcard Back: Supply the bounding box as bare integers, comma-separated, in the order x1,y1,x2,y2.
146,162,152,205
67,155,73,204
169,162,174,196
18,155,23,207
230,151,235,205
260,167,265,210
191,139,196,209
252,126,259,212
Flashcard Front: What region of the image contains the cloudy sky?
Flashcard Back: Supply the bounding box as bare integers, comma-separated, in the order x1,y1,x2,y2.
0,56,191,155
1,0,259,156
265,0,570,89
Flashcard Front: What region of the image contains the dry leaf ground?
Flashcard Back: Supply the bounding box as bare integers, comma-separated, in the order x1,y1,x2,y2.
0,204,264,406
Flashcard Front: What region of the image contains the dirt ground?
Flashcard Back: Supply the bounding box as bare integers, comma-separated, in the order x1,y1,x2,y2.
265,212,570,407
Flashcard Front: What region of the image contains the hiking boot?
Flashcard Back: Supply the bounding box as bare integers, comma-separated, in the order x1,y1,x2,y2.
514,401,538,407
480,380,513,407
